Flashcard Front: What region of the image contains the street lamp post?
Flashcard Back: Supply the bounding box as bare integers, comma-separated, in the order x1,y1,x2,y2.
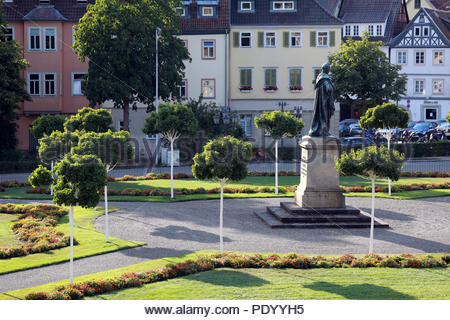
293,106,303,174
155,27,162,166
278,102,288,147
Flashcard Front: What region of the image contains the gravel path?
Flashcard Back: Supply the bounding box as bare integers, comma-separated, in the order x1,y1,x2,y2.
1,196,449,293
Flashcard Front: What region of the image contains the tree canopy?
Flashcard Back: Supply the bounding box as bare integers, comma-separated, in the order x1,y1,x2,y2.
64,107,113,133
73,0,190,131
254,111,304,140
192,136,252,181
38,131,80,164
30,115,66,139
359,103,409,130
0,6,30,153
447,111,450,123
329,33,407,110
28,165,54,188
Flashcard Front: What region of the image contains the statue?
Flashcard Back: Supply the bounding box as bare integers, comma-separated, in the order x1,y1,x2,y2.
309,62,335,137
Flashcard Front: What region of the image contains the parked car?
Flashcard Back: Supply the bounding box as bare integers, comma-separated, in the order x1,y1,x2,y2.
339,119,359,137
340,137,374,150
436,118,447,126
348,123,364,137
436,122,450,140
409,122,438,142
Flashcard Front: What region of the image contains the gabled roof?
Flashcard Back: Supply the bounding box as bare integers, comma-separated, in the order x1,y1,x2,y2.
424,8,450,39
23,6,68,21
406,0,450,10
231,0,343,26
180,0,229,34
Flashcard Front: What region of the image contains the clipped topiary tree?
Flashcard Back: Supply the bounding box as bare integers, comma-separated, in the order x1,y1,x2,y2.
192,136,252,253
360,102,409,195
254,111,304,194
446,110,450,123
64,107,113,133
72,130,134,242
335,145,404,253
28,165,54,189
143,102,198,198
30,114,66,139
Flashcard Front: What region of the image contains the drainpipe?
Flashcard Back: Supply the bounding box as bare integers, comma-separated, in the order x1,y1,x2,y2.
225,29,228,109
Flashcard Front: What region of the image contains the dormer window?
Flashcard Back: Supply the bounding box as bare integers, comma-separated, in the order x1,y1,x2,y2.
273,1,294,11
241,1,252,11
202,7,213,17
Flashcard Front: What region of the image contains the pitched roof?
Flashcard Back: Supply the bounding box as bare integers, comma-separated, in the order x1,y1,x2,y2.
430,0,450,10
180,0,229,34
231,0,343,26
3,0,94,22
424,7,450,39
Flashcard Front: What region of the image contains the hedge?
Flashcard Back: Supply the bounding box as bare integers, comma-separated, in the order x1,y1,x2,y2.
25,252,449,300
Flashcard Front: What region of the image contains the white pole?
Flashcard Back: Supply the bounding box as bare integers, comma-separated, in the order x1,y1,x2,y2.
105,184,109,242
155,28,160,166
275,139,279,195
369,176,375,254
387,130,392,196
69,205,74,284
219,179,225,254
170,139,174,199
50,160,54,196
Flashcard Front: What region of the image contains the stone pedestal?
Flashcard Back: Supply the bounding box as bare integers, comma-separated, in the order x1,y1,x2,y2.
295,136,345,208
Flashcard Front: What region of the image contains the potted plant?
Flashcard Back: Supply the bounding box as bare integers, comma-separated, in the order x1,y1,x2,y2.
239,86,252,92
289,85,303,92
264,86,278,92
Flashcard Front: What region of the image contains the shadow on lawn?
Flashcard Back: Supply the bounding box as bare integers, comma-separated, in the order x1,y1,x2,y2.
303,281,415,300
192,269,270,287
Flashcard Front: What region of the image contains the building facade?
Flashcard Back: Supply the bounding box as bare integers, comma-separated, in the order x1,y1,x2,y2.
2,0,91,151
390,8,450,121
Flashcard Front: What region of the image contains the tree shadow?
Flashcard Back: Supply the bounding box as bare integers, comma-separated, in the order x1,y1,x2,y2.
191,269,270,287
359,207,415,222
303,281,415,300
376,230,450,252
151,225,232,243
119,246,193,260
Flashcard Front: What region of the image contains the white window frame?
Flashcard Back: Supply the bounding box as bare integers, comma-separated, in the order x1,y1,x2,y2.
201,79,215,99
415,50,425,65
176,79,187,99
397,51,407,65
368,25,374,36
44,27,57,51
241,1,252,11
202,7,214,17
175,7,186,16
289,31,302,48
263,67,278,89
28,73,41,96
414,26,421,37
72,72,87,96
43,72,56,96
376,25,383,36
240,115,253,137
344,25,351,36
202,39,216,59
28,27,41,51
316,31,329,47
272,1,294,11
433,50,444,65
288,67,302,90
422,26,429,37
432,79,444,95
414,79,425,95
264,31,277,48
239,31,253,48
353,25,359,36
1,26,15,41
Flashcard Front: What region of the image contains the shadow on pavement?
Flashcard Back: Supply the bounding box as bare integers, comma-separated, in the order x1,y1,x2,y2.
151,225,232,243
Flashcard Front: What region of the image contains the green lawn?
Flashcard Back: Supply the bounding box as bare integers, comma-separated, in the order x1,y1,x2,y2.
2,251,448,300
0,177,448,201
0,214,23,247
0,206,145,275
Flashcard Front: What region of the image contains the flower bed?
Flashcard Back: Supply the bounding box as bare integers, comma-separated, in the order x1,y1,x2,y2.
0,180,30,192
340,182,450,193
25,252,449,300
0,204,71,259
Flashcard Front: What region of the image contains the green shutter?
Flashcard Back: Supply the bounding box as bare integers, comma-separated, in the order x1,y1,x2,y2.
289,69,301,87
283,32,289,48
310,31,316,47
240,70,244,86
330,31,335,47
258,32,264,47
233,32,239,47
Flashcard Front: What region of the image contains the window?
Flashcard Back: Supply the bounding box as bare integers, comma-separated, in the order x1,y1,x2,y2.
344,25,351,36
264,68,277,89
72,73,86,96
376,25,382,36
397,51,407,65
239,68,253,90
202,7,213,16
290,31,301,47
43,73,56,96
415,51,425,64
29,27,41,51
201,79,215,99
313,68,321,83
414,79,425,94
175,7,186,16
0,27,14,42
28,73,40,96
289,68,302,90
433,51,444,65
414,26,421,37
202,40,215,59
423,26,429,37
264,31,276,48
241,1,252,10
317,31,328,47
177,79,187,99
44,27,56,51
240,115,252,137
273,1,294,11
368,25,374,36
415,0,421,9
425,108,437,120
432,79,443,94
353,25,359,36
240,32,252,48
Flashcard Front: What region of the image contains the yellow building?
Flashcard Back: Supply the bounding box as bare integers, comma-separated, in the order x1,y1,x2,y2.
405,0,443,19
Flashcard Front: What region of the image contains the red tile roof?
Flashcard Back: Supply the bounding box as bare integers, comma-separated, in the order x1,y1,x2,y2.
180,0,229,34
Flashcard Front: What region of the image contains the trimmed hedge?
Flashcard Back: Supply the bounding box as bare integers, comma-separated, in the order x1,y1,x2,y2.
25,252,449,300
393,141,450,158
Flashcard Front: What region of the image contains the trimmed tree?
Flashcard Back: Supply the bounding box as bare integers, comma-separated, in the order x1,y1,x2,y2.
447,110,450,123
360,102,409,195
335,145,404,253
192,136,252,253
142,103,198,198
72,130,134,241
28,165,54,189
64,107,113,133
30,115,66,139
73,0,190,131
254,111,304,194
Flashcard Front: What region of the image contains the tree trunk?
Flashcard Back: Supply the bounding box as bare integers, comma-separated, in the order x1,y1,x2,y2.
387,130,392,196
123,101,130,132
369,176,375,254
105,184,109,242
219,179,226,254
69,205,74,284
275,139,279,195
170,138,174,199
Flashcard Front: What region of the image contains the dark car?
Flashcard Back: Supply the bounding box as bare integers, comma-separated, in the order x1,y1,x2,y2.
436,122,450,140
410,122,438,134
339,119,359,137
340,137,374,150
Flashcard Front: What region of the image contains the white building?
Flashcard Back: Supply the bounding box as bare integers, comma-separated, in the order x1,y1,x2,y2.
390,8,450,121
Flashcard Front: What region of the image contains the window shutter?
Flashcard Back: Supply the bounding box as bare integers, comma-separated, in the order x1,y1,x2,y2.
240,70,244,86
258,32,264,47
233,32,239,47
330,31,335,47
283,32,289,47
310,31,316,47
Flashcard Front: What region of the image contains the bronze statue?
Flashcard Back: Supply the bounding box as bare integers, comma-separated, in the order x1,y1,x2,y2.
309,62,335,137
